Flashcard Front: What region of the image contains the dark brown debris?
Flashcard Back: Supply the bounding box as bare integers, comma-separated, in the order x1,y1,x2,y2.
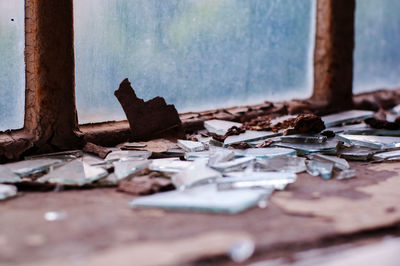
117,175,174,196
209,126,246,142
114,79,183,141
321,130,336,138
242,116,273,131
230,142,253,150
292,114,326,134
256,139,274,148
83,142,112,159
364,118,400,130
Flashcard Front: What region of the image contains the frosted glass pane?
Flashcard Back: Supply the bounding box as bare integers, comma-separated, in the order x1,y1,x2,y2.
0,1,25,131
75,0,315,124
354,0,400,93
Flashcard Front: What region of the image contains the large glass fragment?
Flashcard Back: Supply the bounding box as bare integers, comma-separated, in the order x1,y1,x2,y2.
130,184,268,214
336,135,400,150
306,160,334,179
177,140,205,152
0,165,22,183
308,154,350,170
372,150,400,161
273,139,339,155
4,159,64,177
335,169,356,180
210,157,254,173
0,184,17,200
38,160,108,186
234,147,296,159
321,110,374,127
280,135,327,144
75,0,316,123
149,158,192,174
185,150,212,161
339,146,379,161
105,150,152,162
172,160,222,189
0,0,25,131
224,131,280,147
220,172,296,190
255,156,306,173
204,120,242,136
354,0,400,92
113,160,151,180
208,148,236,165
329,123,400,137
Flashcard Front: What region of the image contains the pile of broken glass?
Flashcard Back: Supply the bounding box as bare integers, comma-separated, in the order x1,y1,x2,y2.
2,108,400,214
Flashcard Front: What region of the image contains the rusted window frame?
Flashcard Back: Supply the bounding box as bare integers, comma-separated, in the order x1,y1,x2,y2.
0,0,371,160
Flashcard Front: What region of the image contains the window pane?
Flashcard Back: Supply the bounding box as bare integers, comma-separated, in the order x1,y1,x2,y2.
354,0,400,93
0,1,25,131
75,0,315,124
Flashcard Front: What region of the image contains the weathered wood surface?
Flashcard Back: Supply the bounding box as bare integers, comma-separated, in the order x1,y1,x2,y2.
1,161,400,265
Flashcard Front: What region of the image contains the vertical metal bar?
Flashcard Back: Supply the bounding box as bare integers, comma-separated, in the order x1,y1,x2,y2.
25,0,81,151
312,0,356,109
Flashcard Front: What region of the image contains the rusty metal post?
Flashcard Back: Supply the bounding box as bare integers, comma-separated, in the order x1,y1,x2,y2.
312,0,356,109
25,0,82,152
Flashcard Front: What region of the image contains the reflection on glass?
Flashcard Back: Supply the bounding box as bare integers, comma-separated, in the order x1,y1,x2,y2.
0,1,25,131
75,0,315,123
354,0,400,93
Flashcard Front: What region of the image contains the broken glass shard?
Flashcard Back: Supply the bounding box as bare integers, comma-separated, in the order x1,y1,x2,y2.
335,169,356,180
326,123,367,134
339,146,379,161
224,131,280,147
164,148,185,157
322,110,374,127
177,139,205,152
220,172,296,190
172,160,222,189
392,104,400,115
185,150,212,161
234,147,296,159
82,153,109,167
113,160,150,180
273,139,339,155
4,158,64,177
37,159,108,186
0,165,22,183
129,184,267,214
280,135,327,144
330,123,400,136
96,173,119,186
336,134,400,149
372,150,400,161
120,142,147,149
44,211,68,222
25,150,83,161
208,148,236,166
229,240,255,263
306,160,334,179
210,157,255,173
255,156,306,173
0,184,17,200
204,119,243,135
105,150,152,162
308,154,350,170
149,158,192,174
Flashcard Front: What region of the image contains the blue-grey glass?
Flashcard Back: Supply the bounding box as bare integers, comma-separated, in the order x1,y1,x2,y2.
0,1,25,131
354,0,400,93
75,0,315,123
